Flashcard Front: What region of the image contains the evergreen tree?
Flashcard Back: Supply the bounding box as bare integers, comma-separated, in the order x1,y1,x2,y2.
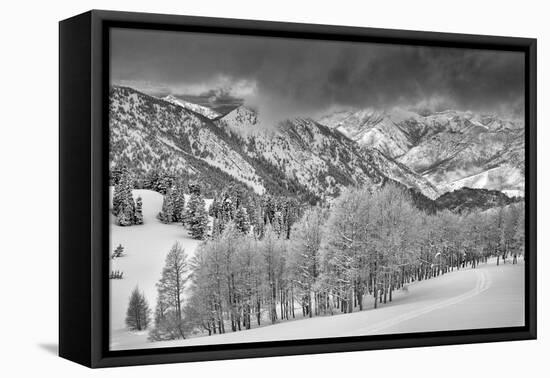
185,193,209,240
112,183,124,217
144,168,161,192
209,196,222,218
221,195,236,222
134,196,144,225
158,187,175,224
234,207,251,234
117,204,134,226
188,181,201,196
173,184,186,223
112,244,125,259
114,168,137,226
157,174,174,195
272,210,284,237
121,169,135,214
125,286,151,331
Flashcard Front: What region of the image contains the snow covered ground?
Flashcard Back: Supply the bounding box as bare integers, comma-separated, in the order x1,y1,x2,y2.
109,188,211,350
112,256,524,350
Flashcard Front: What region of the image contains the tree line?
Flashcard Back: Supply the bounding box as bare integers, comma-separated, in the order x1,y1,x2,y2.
125,183,524,340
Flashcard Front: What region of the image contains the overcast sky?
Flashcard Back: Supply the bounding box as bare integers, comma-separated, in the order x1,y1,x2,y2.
110,28,525,121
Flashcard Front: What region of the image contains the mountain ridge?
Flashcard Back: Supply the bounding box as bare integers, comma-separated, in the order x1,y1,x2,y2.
318,107,524,197
109,86,442,203
109,85,524,215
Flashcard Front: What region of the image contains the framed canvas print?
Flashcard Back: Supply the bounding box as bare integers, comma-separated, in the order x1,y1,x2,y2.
59,10,537,368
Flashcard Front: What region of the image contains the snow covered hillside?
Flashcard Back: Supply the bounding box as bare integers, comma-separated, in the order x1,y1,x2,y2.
318,108,525,196
216,106,440,199
114,259,524,349
110,86,266,194
110,86,440,201
110,85,524,205
109,188,212,350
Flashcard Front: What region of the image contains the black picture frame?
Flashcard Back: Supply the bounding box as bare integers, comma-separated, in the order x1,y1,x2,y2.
59,9,537,368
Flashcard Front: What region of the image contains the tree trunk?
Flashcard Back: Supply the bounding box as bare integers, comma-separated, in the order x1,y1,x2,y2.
308,288,313,318
383,274,388,304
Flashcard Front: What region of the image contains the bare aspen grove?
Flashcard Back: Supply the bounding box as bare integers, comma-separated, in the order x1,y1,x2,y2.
131,182,524,341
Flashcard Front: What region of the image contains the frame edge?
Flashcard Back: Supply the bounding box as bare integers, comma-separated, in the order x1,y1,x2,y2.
59,11,94,368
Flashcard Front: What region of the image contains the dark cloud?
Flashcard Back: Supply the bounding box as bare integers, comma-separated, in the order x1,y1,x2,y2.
110,28,524,120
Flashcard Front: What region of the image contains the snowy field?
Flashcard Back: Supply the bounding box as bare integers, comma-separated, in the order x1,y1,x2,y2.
109,188,212,350
111,240,524,350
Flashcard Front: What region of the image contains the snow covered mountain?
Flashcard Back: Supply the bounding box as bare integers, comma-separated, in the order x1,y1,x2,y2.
216,105,260,136
318,108,421,158
162,94,221,120
110,86,440,202
110,87,265,194
318,108,525,196
216,105,440,199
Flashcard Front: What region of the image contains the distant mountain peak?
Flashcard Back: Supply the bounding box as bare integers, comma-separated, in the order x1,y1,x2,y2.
215,105,263,137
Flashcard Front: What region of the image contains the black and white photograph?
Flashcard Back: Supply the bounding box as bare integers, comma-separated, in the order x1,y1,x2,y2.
107,27,527,351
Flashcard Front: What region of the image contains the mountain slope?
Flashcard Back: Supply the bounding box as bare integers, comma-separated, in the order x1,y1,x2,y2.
399,126,524,196
435,187,521,213
110,86,441,202
110,87,265,194
319,108,525,196
216,106,440,199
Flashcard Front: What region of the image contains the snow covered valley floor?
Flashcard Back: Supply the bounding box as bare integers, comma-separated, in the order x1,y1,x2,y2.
111,203,525,352
109,189,210,350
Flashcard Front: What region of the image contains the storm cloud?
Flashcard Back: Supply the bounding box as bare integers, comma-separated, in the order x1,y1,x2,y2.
110,28,525,121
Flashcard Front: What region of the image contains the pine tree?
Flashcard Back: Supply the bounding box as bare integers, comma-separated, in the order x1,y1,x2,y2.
185,193,209,240
121,169,135,214
112,244,125,259
188,181,201,196
117,205,134,226
134,196,144,225
234,207,251,234
209,196,222,218
173,184,186,223
114,168,137,226
209,194,228,234
144,168,161,192
125,286,151,331
272,210,284,237
156,172,174,195
112,182,124,217
221,195,236,222
281,198,299,239
158,187,175,224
